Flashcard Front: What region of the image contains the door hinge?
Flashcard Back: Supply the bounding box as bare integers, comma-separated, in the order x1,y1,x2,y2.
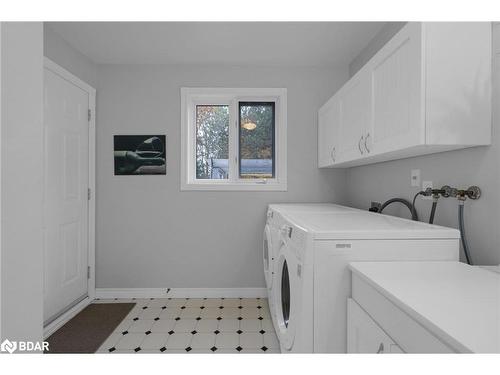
87,188,91,200
88,109,91,122
87,266,91,279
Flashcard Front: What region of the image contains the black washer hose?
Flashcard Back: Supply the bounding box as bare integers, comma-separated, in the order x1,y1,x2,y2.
458,203,473,265
429,200,438,224
379,198,419,221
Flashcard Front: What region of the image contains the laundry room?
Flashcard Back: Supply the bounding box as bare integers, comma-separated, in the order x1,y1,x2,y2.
1,1,500,373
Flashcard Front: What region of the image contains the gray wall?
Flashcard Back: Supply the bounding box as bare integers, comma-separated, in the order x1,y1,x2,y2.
95,64,348,288
1,22,44,342
349,22,406,77
43,24,97,88
346,23,500,266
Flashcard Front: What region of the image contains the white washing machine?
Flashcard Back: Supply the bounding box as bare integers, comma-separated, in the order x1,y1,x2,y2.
264,204,355,339
271,208,460,353
265,203,355,287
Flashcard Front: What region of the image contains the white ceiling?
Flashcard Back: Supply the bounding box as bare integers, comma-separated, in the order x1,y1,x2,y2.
47,22,385,67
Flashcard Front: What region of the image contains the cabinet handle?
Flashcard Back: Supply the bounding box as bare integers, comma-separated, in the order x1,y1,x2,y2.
364,133,371,153
330,147,336,162
376,343,384,354
358,136,364,155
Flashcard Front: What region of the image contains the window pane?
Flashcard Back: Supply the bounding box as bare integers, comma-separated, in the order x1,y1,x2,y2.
196,105,229,179
239,102,275,179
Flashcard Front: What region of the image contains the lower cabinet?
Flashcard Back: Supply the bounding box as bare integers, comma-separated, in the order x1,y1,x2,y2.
347,299,404,353
349,273,455,353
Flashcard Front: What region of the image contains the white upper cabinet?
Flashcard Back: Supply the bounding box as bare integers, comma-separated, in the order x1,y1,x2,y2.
338,69,372,162
318,95,340,167
370,23,423,154
318,22,492,168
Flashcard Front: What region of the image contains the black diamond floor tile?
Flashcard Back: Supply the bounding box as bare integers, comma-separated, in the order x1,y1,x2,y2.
101,297,276,354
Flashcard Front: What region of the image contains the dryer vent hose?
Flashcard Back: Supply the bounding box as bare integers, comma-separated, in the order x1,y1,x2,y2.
379,198,419,221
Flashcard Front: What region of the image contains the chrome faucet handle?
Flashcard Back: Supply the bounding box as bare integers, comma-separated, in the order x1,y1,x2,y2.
466,186,481,200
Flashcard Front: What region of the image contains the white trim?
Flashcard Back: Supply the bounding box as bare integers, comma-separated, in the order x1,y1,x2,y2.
180,87,287,191
42,57,97,310
95,288,268,299
43,297,91,339
0,23,2,340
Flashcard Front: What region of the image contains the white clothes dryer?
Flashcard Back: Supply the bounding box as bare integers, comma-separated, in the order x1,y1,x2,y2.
271,208,460,353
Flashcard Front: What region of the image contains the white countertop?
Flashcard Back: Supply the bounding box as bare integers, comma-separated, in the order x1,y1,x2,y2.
286,211,460,240
349,261,500,353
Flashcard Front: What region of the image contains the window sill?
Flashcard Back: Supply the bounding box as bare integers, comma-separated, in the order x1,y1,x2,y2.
180,181,287,192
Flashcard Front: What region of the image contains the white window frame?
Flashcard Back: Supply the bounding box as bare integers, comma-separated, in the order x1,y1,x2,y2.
181,87,287,191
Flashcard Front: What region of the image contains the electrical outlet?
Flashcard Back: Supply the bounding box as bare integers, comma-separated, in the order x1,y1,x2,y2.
410,169,420,187
422,181,433,200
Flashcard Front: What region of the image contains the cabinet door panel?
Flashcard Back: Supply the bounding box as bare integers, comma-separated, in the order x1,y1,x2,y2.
370,22,423,154
318,97,340,167
338,71,372,162
347,299,401,354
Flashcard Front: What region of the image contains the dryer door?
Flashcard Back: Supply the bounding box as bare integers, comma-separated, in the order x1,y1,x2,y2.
263,225,273,291
274,237,302,351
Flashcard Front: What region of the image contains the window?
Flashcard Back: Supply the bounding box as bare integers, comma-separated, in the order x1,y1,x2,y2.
196,105,229,179
181,88,287,191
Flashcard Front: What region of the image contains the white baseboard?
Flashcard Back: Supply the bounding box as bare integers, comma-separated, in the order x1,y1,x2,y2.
43,297,91,340
95,288,268,300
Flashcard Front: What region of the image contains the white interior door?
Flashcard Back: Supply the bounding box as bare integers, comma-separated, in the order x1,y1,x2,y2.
43,67,89,325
